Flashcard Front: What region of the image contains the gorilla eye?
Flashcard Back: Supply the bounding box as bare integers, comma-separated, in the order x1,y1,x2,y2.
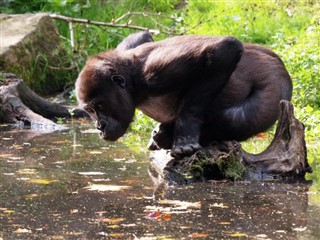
84,106,95,114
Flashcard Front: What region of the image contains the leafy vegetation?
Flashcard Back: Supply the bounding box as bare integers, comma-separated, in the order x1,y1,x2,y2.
1,0,319,182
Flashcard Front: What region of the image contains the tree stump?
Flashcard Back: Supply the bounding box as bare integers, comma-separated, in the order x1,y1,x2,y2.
149,100,312,188
0,73,88,131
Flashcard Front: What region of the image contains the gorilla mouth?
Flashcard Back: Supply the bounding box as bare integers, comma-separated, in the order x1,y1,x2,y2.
99,130,120,142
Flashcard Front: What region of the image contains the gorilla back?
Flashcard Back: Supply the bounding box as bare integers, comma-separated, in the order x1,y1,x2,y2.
76,34,292,157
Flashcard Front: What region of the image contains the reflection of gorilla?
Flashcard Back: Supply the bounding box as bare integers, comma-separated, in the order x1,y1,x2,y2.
76,33,292,157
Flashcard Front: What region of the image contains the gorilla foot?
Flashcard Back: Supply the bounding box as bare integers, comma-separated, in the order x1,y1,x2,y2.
171,136,201,157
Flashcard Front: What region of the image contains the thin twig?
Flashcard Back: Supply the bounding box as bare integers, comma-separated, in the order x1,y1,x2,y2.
50,13,161,35
68,21,75,51
114,11,182,24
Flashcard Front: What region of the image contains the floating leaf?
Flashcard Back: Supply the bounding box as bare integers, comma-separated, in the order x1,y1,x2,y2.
89,151,103,154
188,233,209,238
219,221,231,225
4,209,15,213
229,232,248,237
145,211,162,220
96,218,125,223
83,184,131,191
27,179,58,185
0,154,13,158
78,172,105,176
16,169,37,175
24,194,40,199
110,233,125,237
293,227,307,232
210,203,229,209
14,228,31,233
107,225,119,229
159,200,201,209
2,137,13,141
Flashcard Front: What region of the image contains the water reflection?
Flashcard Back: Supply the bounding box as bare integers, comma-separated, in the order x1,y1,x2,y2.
0,124,319,239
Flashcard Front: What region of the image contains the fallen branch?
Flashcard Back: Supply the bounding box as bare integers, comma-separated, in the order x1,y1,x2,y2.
0,73,88,131
49,14,161,35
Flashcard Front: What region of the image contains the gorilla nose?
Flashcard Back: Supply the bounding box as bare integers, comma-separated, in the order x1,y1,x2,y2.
96,119,108,131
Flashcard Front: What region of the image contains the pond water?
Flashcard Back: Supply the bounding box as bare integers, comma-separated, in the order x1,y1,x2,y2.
0,123,319,240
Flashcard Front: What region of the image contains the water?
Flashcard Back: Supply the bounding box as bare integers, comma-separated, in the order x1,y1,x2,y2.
0,123,319,239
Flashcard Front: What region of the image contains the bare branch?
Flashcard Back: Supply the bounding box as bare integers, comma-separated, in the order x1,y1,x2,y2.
114,11,182,24
50,14,161,35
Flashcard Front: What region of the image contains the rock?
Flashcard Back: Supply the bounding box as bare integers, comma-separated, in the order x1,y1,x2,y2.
0,13,74,95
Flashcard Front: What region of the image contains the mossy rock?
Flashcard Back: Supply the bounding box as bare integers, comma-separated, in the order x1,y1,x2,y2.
0,13,76,95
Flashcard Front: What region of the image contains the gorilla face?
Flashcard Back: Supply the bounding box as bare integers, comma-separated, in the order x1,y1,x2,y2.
75,55,135,141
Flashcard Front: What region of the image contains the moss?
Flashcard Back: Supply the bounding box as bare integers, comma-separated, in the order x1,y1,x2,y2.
215,153,246,181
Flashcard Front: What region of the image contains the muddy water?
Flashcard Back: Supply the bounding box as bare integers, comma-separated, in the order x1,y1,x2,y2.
0,123,319,240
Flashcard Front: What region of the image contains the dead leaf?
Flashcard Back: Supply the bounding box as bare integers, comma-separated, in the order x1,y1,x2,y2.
14,228,31,233
96,218,125,223
107,225,119,229
2,137,13,141
145,211,162,220
229,232,248,237
110,233,125,237
27,179,58,185
219,221,231,225
16,169,37,175
89,151,103,155
24,194,40,199
83,184,131,191
0,154,13,158
159,200,201,209
188,233,209,238
210,203,229,209
78,172,105,176
4,209,15,213
293,227,307,232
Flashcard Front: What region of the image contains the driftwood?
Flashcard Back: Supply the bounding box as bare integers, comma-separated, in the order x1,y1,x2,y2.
0,73,88,131
149,100,312,188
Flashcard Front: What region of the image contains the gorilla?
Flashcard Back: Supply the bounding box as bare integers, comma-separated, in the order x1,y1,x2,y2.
76,32,292,157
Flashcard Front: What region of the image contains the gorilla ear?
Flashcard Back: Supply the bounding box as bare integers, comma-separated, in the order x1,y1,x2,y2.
111,75,126,88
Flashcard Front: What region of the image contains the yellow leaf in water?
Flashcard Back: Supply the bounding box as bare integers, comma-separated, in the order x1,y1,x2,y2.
27,179,58,185
14,228,32,233
4,209,15,213
96,218,125,223
78,172,105,176
24,194,40,199
110,233,124,237
229,232,248,237
89,151,103,154
219,222,231,225
159,200,201,209
210,203,229,208
107,225,119,229
0,154,13,158
188,233,209,238
83,184,131,191
16,169,37,175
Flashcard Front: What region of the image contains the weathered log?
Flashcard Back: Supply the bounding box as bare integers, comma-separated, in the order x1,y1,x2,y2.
0,73,88,131
149,100,312,188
